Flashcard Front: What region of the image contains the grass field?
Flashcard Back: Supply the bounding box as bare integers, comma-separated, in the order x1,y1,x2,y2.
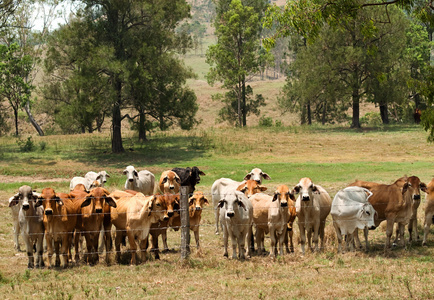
0,125,433,299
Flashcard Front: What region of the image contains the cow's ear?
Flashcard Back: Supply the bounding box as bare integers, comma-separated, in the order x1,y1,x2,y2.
272,193,279,202
199,171,206,176
81,197,92,208
105,196,117,208
175,174,181,184
96,174,102,180
260,185,267,192
161,177,168,184
293,186,300,194
148,196,156,216
55,196,64,206
312,185,320,194
189,196,195,206
35,198,43,207
122,169,127,175
237,199,247,211
134,171,138,177
203,197,209,205
106,173,110,178
261,172,271,180
287,192,296,201
8,193,20,207
420,182,427,193
402,182,411,195
244,174,252,181
218,200,225,208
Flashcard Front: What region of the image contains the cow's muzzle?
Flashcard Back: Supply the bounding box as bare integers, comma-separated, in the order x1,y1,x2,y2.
280,202,288,208
22,204,30,210
163,215,169,221
413,195,421,200
169,186,175,190
95,208,103,213
226,212,235,218
45,210,53,215
168,211,174,217
128,178,134,182
195,207,201,211
369,226,376,230
302,196,310,201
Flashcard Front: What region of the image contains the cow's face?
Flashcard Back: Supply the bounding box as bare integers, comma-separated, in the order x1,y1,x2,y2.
123,166,138,182
161,171,181,191
358,203,377,230
237,180,267,198
293,178,319,202
83,187,116,213
191,167,206,184
244,168,271,184
406,176,427,201
189,191,209,213
9,185,37,210
160,193,180,218
219,191,247,218
273,185,295,208
98,171,109,184
152,194,170,220
36,188,64,216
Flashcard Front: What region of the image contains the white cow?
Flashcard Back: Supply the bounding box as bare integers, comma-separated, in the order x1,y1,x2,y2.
331,186,377,253
85,171,110,187
244,168,271,184
123,165,155,195
294,177,332,254
9,186,44,268
218,190,253,259
69,176,96,191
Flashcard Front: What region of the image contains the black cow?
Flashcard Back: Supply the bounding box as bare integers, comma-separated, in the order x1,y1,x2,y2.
172,167,206,195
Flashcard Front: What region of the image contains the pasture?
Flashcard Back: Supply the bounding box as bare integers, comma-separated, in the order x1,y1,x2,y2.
0,125,433,299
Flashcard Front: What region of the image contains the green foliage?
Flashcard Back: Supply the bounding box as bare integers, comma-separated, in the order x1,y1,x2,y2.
207,0,268,127
258,116,273,127
360,112,382,126
16,136,35,152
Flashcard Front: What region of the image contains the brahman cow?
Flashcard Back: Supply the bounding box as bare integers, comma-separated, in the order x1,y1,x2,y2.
188,191,209,250
8,186,40,252
293,178,332,254
251,185,295,257
172,166,206,195
73,187,116,265
331,186,377,253
110,193,169,264
36,188,86,268
422,178,434,246
9,186,44,268
158,170,181,194
85,171,110,187
212,178,267,234
123,165,155,195
69,176,95,191
244,168,271,184
218,189,253,259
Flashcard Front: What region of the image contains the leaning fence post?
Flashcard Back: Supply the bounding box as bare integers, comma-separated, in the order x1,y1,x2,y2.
180,186,190,260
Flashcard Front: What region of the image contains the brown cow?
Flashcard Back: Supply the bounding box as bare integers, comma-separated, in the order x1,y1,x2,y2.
422,178,434,246
237,180,268,198
36,187,86,268
148,193,180,259
111,193,169,264
74,187,116,265
159,170,181,194
188,191,209,250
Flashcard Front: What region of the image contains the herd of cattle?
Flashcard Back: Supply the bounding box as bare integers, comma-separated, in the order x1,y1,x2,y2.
6,166,434,269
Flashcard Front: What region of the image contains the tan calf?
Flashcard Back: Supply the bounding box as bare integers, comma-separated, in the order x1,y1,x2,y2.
159,170,181,194
422,178,434,246
188,191,209,250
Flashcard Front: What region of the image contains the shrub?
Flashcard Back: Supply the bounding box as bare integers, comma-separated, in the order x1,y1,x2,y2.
16,136,35,152
258,116,273,127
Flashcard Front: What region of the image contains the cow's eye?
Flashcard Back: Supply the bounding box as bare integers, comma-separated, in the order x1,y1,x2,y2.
366,211,370,216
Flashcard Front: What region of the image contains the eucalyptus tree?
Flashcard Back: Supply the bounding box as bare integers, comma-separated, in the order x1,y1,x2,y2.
206,0,268,127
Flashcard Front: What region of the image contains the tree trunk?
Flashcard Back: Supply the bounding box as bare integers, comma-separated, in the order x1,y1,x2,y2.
111,80,124,153
24,102,44,136
242,79,246,127
321,101,327,125
14,108,18,136
237,83,242,127
351,91,361,128
379,103,389,124
307,101,312,125
138,111,147,141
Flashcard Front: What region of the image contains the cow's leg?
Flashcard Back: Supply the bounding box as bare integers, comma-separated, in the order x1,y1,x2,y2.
278,227,287,256
299,224,306,255
36,234,44,268
238,231,246,260
54,240,61,267
222,225,228,258
151,234,160,260
126,229,137,265
115,230,122,263
139,238,148,263
422,213,433,246
46,234,54,268
193,228,200,250
363,227,370,251
230,232,238,259
393,224,400,246
161,229,169,252
74,231,81,263
13,220,21,252
98,224,105,254
269,227,276,258
288,227,294,253
319,222,326,251
60,236,70,268
385,220,394,249
248,225,254,256
215,207,220,235
399,223,406,248
353,228,362,249
255,228,262,255
414,217,420,241
24,235,34,269
348,233,355,252
104,225,112,265
333,222,343,253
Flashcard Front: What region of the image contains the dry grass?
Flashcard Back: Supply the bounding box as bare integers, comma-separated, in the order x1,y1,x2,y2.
0,125,434,298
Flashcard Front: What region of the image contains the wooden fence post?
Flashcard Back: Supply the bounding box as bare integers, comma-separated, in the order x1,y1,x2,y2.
180,186,190,260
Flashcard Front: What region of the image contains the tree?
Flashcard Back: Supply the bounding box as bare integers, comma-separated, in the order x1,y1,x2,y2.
0,43,33,136
206,0,267,127
279,6,411,127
